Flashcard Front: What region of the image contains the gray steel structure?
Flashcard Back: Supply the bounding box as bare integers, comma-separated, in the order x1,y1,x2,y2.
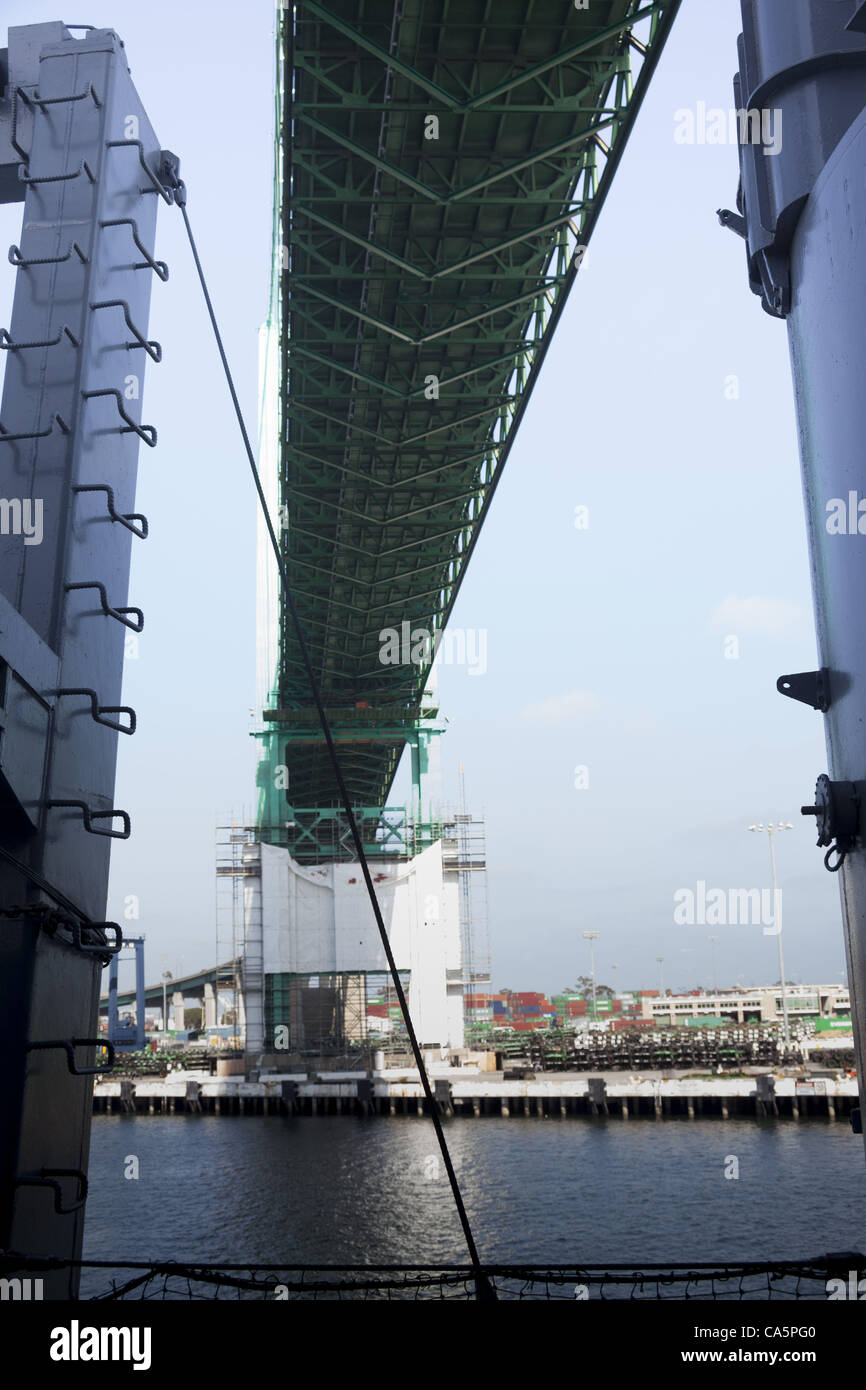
724,0,866,1159
0,23,172,1296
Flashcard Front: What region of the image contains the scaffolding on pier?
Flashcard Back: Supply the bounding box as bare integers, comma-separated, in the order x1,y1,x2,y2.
215,822,258,1046
217,801,490,1055
447,767,492,1043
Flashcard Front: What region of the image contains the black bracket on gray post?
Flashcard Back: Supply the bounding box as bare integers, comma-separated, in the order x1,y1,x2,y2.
72,483,148,539
13,1168,88,1215
45,800,131,840
802,775,860,872
70,920,123,961
53,688,136,735
64,581,144,632
26,1037,115,1076
777,668,830,712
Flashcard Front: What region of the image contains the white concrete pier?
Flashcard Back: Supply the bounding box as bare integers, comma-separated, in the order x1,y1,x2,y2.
92,1068,858,1121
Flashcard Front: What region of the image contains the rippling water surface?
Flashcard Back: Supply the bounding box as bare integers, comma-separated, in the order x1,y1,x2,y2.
82,1113,866,1292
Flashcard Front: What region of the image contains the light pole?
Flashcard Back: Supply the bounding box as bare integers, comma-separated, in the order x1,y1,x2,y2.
611,963,618,999
681,947,694,992
656,956,664,997
748,821,794,1050
708,936,718,998
583,931,600,1021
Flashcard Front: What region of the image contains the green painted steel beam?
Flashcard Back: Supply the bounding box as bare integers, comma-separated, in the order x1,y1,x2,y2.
258,0,681,855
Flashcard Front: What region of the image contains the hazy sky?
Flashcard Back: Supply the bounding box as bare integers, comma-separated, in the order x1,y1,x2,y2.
0,2,845,999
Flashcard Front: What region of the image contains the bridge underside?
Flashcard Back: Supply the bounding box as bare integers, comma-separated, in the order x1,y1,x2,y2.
257,0,679,858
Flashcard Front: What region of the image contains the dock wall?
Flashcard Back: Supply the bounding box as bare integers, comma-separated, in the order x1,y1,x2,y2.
92,1073,858,1121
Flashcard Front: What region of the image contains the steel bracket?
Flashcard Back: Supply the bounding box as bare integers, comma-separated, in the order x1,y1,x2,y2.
777,668,830,712
53,688,136,735
14,1168,88,1215
45,799,131,839
26,1037,115,1076
802,774,860,870
72,483,148,539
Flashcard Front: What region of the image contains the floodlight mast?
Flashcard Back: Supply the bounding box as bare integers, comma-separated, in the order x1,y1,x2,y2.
0,22,171,1296
722,0,866,1155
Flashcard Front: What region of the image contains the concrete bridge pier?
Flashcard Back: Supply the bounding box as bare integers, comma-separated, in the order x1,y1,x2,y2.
169,991,186,1032
203,983,218,1030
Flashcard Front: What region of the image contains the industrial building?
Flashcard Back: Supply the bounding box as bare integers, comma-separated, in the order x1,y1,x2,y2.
639,984,851,1027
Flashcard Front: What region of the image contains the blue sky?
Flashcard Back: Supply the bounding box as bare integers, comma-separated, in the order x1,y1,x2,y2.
0,2,845,998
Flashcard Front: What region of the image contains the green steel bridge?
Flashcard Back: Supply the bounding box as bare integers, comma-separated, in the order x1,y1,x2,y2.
255,0,680,859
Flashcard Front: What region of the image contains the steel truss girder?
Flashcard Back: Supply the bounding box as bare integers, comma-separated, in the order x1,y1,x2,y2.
260,0,680,838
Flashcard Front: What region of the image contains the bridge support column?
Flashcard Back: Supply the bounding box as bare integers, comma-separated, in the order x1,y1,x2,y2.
169,991,185,1031
203,983,218,1030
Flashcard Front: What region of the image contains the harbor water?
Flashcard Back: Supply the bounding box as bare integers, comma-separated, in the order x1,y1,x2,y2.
81,1113,866,1296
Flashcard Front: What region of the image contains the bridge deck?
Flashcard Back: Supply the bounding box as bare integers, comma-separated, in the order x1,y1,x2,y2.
257,0,680,851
